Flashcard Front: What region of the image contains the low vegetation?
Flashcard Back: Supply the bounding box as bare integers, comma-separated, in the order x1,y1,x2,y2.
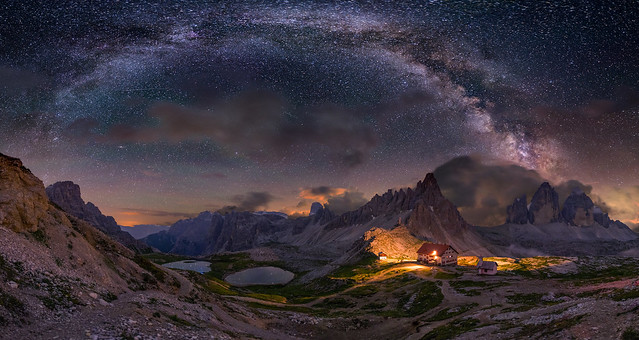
422,317,482,340
427,303,478,322
133,254,167,283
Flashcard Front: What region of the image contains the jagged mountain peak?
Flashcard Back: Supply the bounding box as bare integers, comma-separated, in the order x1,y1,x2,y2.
46,180,150,252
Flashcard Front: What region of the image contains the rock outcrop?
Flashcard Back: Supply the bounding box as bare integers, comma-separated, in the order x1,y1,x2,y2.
506,194,528,224
528,182,560,225
0,153,51,233
309,202,323,215
46,181,150,253
561,190,595,226
406,173,471,240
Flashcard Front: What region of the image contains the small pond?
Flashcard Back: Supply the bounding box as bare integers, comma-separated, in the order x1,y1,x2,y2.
225,266,294,286
162,260,211,273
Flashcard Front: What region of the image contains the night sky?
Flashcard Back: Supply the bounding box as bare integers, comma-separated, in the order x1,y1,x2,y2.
1,1,638,228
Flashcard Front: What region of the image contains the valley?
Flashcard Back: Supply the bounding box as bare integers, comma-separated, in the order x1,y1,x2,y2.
1,152,638,339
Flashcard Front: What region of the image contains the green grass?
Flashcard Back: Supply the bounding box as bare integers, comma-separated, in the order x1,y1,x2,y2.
313,297,356,309
560,258,639,285
516,314,585,337
242,276,354,304
204,277,238,296
506,292,544,305
344,285,378,298
433,271,461,280
380,281,444,318
427,303,478,322
362,302,387,310
246,293,287,303
133,255,166,283
167,314,194,327
421,318,481,340
611,288,639,301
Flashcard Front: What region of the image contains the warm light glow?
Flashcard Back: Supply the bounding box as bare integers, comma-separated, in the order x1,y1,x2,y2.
432,250,437,255
118,220,142,227
299,187,348,201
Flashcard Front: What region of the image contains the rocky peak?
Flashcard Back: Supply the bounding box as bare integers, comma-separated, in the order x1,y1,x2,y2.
561,189,595,226
46,180,149,252
309,202,323,215
326,173,446,229
45,181,86,218
528,182,560,225
506,194,528,224
0,153,50,232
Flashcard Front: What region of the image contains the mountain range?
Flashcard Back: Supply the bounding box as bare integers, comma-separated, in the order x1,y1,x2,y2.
136,173,637,261
1,151,638,338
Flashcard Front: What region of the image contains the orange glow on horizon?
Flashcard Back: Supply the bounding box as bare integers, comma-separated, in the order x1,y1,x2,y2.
299,187,348,201
118,220,142,227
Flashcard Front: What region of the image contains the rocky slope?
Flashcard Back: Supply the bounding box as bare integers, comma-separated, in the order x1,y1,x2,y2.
0,154,50,233
0,152,306,339
46,181,151,253
0,153,177,332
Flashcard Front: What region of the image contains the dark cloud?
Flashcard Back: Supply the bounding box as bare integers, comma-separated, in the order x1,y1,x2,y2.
554,180,593,202
219,191,275,213
325,190,368,215
434,156,545,226
433,156,632,227
97,90,376,167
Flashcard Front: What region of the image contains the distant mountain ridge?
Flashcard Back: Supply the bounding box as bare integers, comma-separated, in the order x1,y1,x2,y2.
142,173,490,259
46,181,151,253
120,224,171,239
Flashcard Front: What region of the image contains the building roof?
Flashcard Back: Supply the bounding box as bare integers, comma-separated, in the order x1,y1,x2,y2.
478,261,498,270
378,252,387,256
416,243,458,255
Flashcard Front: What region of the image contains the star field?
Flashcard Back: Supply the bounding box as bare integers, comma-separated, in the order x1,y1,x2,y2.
1,1,638,227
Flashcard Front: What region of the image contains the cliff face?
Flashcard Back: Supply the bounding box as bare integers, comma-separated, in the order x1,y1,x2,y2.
506,195,528,224
561,190,595,227
46,181,150,253
406,173,471,240
528,182,561,225
0,154,50,233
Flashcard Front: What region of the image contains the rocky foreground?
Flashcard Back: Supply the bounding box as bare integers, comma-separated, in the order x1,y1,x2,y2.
1,152,639,339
